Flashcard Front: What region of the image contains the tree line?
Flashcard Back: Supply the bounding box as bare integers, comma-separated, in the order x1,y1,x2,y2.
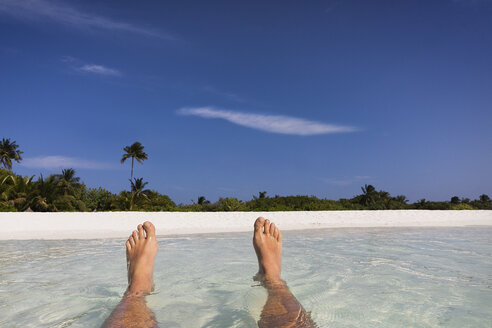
1,138,491,212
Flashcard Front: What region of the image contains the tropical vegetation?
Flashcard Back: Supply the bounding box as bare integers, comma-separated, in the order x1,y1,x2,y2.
121,142,148,189
0,138,23,171
1,138,490,212
2,168,490,212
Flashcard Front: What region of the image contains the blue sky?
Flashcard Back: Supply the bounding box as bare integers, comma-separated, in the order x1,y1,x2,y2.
1,0,491,204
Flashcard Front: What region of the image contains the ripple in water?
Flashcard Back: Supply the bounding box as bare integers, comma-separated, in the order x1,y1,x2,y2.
0,227,491,327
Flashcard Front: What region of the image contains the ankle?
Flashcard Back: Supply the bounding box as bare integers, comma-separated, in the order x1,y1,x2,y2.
263,277,286,290
263,272,282,283
127,279,153,294
263,266,281,280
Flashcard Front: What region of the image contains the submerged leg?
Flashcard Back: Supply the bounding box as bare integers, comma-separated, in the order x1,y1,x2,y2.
253,217,317,328
102,221,159,328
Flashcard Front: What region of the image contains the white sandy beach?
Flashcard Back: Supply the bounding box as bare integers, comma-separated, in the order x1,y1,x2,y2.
0,210,491,240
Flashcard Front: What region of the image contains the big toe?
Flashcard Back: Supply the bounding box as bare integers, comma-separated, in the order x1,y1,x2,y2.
143,221,156,239
254,217,266,233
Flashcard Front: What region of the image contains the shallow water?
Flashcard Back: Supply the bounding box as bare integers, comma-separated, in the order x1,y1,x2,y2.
0,227,491,327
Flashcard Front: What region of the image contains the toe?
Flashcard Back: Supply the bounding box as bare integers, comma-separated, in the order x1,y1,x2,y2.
254,217,265,232
132,230,139,241
264,219,270,235
126,240,131,250
270,223,276,237
272,225,278,239
137,224,145,238
277,230,282,242
129,235,136,246
143,221,156,239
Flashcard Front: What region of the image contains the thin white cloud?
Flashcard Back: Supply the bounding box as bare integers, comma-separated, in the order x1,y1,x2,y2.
324,179,354,187
178,107,357,136
0,0,173,39
21,156,115,170
79,64,120,76
61,56,121,76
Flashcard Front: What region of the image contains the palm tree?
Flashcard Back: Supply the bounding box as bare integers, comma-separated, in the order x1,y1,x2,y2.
57,168,80,196
479,194,491,204
121,142,148,189
360,184,377,206
450,196,460,205
131,177,148,193
197,196,210,205
0,138,23,171
30,174,57,211
394,195,408,204
1,174,34,211
129,177,149,210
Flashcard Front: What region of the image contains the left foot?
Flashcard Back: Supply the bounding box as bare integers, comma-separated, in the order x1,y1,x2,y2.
125,221,158,295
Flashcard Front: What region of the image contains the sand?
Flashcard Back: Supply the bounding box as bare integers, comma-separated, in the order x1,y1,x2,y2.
0,210,491,240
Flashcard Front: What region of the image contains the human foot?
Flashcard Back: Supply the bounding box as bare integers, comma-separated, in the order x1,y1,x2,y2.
253,217,282,283
125,221,158,295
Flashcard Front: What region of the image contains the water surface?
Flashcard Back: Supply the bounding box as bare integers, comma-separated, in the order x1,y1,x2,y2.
0,227,491,327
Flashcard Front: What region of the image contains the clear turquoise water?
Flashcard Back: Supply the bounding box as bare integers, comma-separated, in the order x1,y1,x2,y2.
0,227,491,327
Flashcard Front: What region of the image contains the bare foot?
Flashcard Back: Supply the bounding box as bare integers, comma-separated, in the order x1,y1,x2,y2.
125,221,158,295
253,217,282,283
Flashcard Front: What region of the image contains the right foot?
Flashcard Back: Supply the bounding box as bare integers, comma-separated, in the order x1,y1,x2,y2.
125,221,158,295
253,217,282,283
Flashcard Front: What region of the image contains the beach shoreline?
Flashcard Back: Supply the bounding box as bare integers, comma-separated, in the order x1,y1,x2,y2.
0,210,491,240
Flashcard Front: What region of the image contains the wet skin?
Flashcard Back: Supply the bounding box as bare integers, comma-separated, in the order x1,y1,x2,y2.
101,221,158,328
102,219,316,327
253,217,317,328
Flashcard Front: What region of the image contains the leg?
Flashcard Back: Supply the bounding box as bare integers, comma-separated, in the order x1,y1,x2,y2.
102,221,159,328
253,217,317,328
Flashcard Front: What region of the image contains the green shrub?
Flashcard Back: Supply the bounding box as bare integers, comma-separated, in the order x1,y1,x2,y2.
0,202,17,212
142,191,177,211
451,203,475,210
84,188,113,211
216,197,244,211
